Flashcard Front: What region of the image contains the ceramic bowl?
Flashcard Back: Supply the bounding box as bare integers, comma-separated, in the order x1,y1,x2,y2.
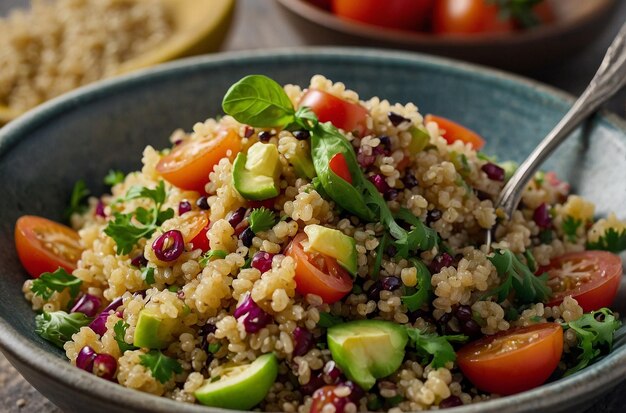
0,48,625,413
276,0,616,73
0,0,235,124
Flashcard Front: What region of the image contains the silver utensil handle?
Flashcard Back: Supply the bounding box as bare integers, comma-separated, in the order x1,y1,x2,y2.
497,22,626,217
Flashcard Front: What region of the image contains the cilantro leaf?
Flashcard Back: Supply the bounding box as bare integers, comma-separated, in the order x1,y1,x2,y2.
199,250,228,268
35,311,92,348
104,170,125,186
248,207,276,233
114,320,138,353
104,181,174,255
318,312,344,328
405,328,467,369
485,249,551,304
31,268,82,302
587,228,626,253
64,180,90,219
401,259,432,312
562,308,621,375
562,216,582,243
139,350,183,383
141,267,155,285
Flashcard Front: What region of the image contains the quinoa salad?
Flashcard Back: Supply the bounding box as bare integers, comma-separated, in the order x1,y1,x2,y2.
16,75,626,412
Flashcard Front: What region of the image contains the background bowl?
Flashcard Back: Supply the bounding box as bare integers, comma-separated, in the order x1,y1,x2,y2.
0,48,625,413
0,0,236,124
276,0,616,73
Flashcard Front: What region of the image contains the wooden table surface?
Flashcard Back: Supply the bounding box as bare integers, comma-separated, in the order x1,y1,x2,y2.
1,0,625,412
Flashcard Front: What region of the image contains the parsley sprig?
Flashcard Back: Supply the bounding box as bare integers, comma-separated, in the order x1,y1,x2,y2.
104,180,174,255
104,169,125,186
35,311,92,348
485,249,551,304
401,259,432,312
248,207,277,233
406,328,467,369
114,320,138,353
587,228,626,253
562,308,621,375
562,216,582,243
31,268,82,305
139,350,183,383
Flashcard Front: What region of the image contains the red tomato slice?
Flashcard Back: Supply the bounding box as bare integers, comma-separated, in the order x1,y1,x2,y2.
15,215,83,278
541,251,622,313
457,323,563,395
425,114,485,150
190,225,210,253
432,0,514,35
329,153,353,184
299,89,369,136
286,233,353,304
331,0,434,31
156,128,242,193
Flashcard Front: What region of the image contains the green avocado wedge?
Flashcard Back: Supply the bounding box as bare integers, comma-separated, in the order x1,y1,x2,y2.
328,320,408,390
133,310,177,349
232,142,281,201
194,353,278,409
304,224,358,276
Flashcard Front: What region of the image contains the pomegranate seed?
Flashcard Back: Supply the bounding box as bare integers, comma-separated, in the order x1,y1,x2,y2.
481,163,505,182
92,354,117,381
533,203,552,229
178,200,192,215
152,230,185,262
251,251,275,273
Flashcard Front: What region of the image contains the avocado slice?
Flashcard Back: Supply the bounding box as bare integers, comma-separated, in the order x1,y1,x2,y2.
327,320,408,390
194,353,278,410
304,224,357,276
133,310,177,349
233,142,281,200
407,126,429,154
286,140,316,179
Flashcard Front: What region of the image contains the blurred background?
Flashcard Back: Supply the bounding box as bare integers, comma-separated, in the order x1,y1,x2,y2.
0,0,624,411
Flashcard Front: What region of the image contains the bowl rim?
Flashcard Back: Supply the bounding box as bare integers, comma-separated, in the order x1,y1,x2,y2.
1,47,625,413
276,0,616,47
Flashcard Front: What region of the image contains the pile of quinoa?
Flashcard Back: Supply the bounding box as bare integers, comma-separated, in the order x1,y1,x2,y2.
0,0,173,115
23,75,625,411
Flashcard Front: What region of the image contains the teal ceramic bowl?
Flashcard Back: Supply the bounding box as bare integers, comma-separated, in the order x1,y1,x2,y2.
0,49,625,413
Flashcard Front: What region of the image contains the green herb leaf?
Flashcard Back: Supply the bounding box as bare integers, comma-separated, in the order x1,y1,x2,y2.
401,259,432,312
523,249,538,273
104,170,125,186
405,328,467,369
562,216,582,243
114,320,138,353
139,350,183,384
587,228,626,253
141,267,155,285
104,181,173,255
65,180,90,219
199,250,228,267
371,232,389,280
562,308,621,375
488,0,544,28
248,207,276,233
222,75,296,128
485,249,551,304
31,268,82,301
35,311,92,348
207,343,221,354
318,312,344,328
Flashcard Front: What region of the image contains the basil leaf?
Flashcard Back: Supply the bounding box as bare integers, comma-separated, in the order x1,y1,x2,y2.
222,75,296,127
310,122,375,221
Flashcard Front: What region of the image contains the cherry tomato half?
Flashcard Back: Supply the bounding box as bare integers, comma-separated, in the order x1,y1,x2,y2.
299,89,369,136
433,0,514,35
457,323,563,395
331,0,434,31
15,215,83,278
425,114,485,150
541,251,622,313
329,153,353,184
286,233,353,304
156,128,242,193
190,225,211,253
